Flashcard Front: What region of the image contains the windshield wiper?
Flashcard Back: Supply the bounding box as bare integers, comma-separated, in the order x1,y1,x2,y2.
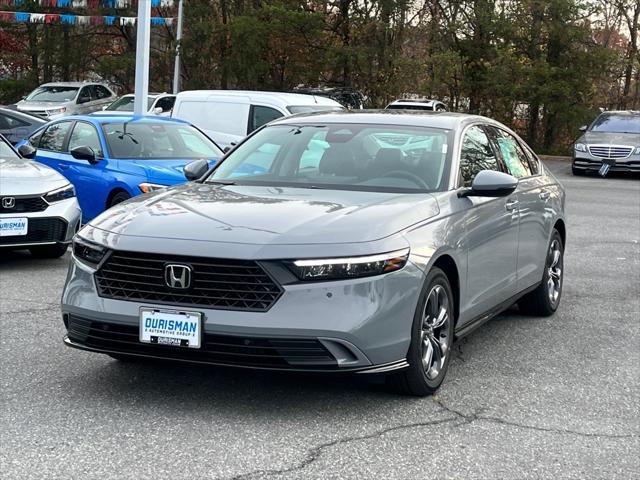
207,179,236,185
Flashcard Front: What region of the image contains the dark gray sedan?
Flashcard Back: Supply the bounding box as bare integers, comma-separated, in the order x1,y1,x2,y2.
62,111,566,396
0,107,46,145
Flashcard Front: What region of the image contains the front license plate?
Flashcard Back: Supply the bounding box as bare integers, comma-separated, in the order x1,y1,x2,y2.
139,308,202,349
0,217,28,237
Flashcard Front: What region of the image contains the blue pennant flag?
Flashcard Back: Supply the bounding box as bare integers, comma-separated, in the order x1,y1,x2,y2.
104,16,116,25
57,0,73,7
15,12,31,22
151,0,161,6
150,17,165,26
60,15,76,25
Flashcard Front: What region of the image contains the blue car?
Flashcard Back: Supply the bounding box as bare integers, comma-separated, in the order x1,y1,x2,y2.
17,115,222,222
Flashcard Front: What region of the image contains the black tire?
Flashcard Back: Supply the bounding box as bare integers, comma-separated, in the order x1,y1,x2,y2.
387,267,455,396
108,191,131,208
571,164,585,176
519,229,564,316
29,243,68,259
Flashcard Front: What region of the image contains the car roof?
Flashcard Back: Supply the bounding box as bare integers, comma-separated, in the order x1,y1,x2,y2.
388,99,442,105
268,109,495,130
60,114,190,125
117,93,173,99
597,110,640,116
175,90,341,106
39,81,107,87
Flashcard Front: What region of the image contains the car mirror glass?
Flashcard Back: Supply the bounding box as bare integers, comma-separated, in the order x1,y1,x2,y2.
18,144,37,159
70,145,98,164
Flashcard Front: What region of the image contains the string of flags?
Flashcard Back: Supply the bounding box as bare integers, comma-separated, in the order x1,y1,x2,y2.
0,10,175,24
0,0,174,7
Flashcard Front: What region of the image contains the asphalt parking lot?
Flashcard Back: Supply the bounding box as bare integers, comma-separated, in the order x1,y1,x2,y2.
1,160,638,480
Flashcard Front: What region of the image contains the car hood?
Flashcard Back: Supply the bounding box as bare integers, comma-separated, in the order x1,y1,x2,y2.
0,157,68,195
579,131,640,146
88,183,440,245
17,101,68,111
122,158,219,184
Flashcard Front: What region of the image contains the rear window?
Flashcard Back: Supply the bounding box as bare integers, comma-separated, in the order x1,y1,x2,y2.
590,114,640,134
286,105,343,114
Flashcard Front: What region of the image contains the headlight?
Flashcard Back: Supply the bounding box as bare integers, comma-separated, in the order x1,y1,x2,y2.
46,107,66,116
574,143,587,152
635,146,640,154
73,237,107,267
44,184,75,203
139,182,168,193
287,249,409,281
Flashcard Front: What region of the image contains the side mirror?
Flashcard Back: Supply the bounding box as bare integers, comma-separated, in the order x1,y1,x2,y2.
18,144,37,159
153,107,163,115
184,159,209,181
102,105,108,111
458,170,518,198
223,141,237,153
579,125,587,132
70,146,98,164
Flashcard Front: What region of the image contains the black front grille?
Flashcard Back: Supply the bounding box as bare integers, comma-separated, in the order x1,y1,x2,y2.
96,251,283,312
66,315,337,369
0,196,48,214
0,217,67,245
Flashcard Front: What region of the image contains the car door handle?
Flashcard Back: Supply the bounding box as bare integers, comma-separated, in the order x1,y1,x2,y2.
539,190,551,201
505,199,519,211
58,163,70,170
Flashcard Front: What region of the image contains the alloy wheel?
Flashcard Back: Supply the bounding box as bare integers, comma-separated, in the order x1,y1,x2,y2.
547,239,563,307
421,285,451,380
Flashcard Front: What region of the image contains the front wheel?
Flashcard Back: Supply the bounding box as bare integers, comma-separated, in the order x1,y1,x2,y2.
519,229,564,316
108,191,131,208
387,267,455,396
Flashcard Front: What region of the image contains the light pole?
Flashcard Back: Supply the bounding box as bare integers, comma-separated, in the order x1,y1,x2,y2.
173,0,184,94
133,0,152,116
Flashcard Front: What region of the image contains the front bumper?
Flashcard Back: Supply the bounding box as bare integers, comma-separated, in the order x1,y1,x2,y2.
0,197,81,249
61,253,424,372
573,155,640,173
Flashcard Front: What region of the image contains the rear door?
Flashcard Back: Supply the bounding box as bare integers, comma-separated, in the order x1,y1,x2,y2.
488,126,550,291
458,125,519,321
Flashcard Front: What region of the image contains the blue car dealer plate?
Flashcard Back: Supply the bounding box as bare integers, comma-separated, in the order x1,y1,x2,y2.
139,308,202,349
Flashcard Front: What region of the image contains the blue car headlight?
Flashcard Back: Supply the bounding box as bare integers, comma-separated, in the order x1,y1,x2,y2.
44,184,75,203
287,249,410,281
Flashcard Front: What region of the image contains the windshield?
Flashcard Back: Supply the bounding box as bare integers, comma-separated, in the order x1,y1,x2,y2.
107,96,155,112
25,86,78,103
0,138,19,158
589,114,640,134
287,105,343,114
207,123,452,192
102,122,223,159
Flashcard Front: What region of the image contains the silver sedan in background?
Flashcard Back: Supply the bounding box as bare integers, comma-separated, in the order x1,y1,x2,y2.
0,135,81,258
62,111,565,396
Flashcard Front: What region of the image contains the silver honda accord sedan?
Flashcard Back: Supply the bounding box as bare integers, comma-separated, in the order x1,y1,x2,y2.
1,134,81,258
62,111,566,395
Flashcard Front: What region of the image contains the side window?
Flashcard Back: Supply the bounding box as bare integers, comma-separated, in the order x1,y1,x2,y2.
155,96,175,112
28,129,44,148
39,122,73,152
249,106,284,133
492,128,532,178
459,125,499,187
0,114,28,129
95,86,112,99
68,122,103,157
77,87,92,104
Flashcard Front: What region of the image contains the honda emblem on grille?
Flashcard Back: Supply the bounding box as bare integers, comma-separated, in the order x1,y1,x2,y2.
1,197,16,209
164,264,192,289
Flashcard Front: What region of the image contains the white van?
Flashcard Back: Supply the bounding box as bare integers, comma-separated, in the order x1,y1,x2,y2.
171,90,343,149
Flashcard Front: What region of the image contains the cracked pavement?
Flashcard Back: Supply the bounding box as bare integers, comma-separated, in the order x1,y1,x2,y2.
1,161,638,479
